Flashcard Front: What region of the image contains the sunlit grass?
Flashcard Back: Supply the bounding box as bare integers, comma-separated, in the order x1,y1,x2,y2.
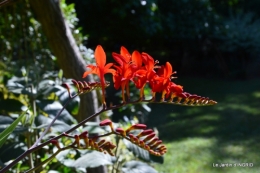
148,77,260,173
155,138,260,173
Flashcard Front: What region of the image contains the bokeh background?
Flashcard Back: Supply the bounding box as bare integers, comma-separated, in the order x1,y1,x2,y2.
1,0,260,172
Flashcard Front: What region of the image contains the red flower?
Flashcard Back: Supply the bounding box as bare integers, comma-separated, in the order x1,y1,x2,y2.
112,46,143,102
141,53,157,82
82,45,115,104
148,61,182,100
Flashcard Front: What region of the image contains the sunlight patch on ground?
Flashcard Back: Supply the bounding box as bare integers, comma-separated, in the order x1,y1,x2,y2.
252,91,260,98
155,137,260,173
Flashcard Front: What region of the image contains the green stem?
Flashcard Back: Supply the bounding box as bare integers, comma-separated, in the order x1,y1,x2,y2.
112,137,121,173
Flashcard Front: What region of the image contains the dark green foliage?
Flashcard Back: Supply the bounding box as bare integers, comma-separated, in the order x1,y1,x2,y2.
67,0,260,79
0,1,56,78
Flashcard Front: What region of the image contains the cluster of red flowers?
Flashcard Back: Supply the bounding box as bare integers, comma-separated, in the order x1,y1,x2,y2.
83,45,183,104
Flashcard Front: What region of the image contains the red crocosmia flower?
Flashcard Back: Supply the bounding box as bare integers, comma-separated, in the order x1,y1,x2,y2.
130,52,162,98
112,46,143,102
112,52,133,102
165,82,183,99
142,53,163,95
150,62,178,99
82,45,115,104
169,82,183,94
120,46,131,62
131,51,147,95
141,53,157,81
131,50,143,70
157,62,176,84
133,69,147,89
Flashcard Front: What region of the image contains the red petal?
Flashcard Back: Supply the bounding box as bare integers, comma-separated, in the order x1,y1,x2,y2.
142,53,154,71
120,46,131,62
95,45,106,67
165,62,172,78
112,52,127,66
82,71,93,78
82,65,99,78
104,63,116,75
132,51,142,67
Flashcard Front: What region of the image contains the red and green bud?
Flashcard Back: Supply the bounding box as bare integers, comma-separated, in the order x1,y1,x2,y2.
74,135,80,148
136,129,153,138
99,119,114,131
126,124,147,134
115,127,126,137
143,132,155,142
50,140,61,149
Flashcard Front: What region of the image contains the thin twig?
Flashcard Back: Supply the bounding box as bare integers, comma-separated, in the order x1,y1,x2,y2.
30,94,78,148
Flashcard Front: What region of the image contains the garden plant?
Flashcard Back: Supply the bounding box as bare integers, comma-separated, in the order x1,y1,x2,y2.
0,45,216,173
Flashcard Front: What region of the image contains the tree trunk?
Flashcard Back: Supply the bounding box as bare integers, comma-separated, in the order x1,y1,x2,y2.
28,0,99,122
28,0,106,172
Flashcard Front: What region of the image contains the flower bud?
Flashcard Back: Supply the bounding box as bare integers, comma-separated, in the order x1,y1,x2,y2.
89,139,95,149
115,127,126,137
100,119,114,131
79,131,88,139
136,129,153,138
50,140,61,149
74,135,80,148
146,137,158,146
143,132,155,142
97,139,106,146
150,140,162,149
126,124,147,134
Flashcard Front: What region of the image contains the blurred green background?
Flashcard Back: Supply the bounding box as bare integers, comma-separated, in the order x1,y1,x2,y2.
1,0,260,172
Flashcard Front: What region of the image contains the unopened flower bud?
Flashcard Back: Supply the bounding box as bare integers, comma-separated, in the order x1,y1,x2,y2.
50,140,61,149
97,139,106,146
150,140,162,149
146,137,159,146
143,132,155,142
100,119,114,131
115,128,126,137
62,83,72,98
89,139,95,149
136,129,153,138
79,131,88,139
128,134,139,144
126,124,147,134
74,135,80,148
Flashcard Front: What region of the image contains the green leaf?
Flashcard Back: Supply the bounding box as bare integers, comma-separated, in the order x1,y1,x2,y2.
35,115,72,133
0,109,27,148
6,76,25,94
122,161,158,173
0,115,28,133
73,150,115,168
36,100,76,124
55,149,115,169
123,139,164,164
